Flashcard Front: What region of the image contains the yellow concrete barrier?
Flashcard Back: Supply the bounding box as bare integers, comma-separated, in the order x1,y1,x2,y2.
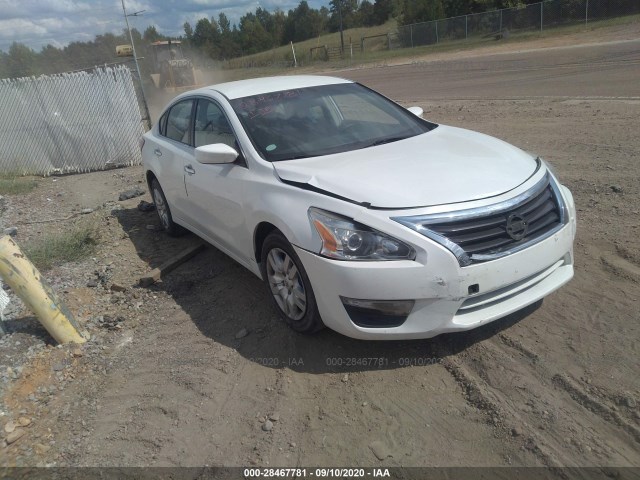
0,235,86,344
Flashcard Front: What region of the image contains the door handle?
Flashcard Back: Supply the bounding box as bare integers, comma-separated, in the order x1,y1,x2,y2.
184,165,196,175
154,149,162,157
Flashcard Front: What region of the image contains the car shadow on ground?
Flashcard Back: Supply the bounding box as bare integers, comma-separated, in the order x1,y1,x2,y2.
115,206,542,375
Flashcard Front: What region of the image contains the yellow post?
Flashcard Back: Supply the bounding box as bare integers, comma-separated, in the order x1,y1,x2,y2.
0,235,85,344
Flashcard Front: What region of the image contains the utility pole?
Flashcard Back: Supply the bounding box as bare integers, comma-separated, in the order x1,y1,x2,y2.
337,0,345,54
585,0,589,26
121,0,151,129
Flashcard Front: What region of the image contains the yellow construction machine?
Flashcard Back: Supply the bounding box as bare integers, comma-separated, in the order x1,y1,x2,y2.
148,40,202,92
116,40,202,92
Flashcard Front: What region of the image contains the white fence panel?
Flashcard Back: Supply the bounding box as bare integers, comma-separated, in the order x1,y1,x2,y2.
0,66,144,176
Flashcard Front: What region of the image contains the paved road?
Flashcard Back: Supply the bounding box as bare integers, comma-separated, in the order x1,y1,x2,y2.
340,40,640,101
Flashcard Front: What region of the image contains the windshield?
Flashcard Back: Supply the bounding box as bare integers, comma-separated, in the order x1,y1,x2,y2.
229,83,436,162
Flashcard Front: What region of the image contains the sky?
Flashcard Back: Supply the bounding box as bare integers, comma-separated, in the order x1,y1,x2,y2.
0,0,331,52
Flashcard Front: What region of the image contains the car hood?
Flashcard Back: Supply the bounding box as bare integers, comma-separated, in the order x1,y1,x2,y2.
272,125,539,209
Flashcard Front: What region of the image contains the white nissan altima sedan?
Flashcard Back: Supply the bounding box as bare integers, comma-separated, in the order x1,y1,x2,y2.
141,75,576,340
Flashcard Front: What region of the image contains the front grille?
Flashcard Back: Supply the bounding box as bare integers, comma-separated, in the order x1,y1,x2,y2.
429,182,560,255
393,174,567,265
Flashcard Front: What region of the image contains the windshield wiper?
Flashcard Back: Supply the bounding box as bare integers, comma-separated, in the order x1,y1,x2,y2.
271,136,410,161
272,154,311,162
365,136,410,148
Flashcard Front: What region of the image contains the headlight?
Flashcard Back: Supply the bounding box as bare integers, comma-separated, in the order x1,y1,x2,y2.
543,158,576,236
541,157,560,181
308,208,415,261
561,185,577,238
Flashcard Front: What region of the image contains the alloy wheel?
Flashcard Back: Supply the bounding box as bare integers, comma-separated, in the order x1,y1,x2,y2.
153,187,170,230
266,248,307,321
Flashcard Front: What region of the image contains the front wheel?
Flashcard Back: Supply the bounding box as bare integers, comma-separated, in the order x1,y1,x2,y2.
260,232,324,334
150,178,184,236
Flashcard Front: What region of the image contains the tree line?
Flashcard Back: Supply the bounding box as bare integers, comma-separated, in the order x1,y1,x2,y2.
0,28,159,79
180,0,396,59
1,0,543,78
182,0,541,59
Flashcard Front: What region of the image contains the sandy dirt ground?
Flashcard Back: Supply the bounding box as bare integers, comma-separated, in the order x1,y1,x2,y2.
1,26,639,471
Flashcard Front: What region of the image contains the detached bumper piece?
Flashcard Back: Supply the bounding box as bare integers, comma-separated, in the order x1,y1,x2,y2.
340,297,415,328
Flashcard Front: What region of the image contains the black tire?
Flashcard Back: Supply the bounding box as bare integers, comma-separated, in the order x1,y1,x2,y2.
150,178,184,236
260,231,324,334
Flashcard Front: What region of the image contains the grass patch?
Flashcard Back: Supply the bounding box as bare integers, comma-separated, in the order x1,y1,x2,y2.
24,221,99,271
222,19,398,70
0,176,39,195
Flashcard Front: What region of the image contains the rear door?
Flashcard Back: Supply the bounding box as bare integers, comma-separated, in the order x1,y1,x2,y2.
149,98,195,223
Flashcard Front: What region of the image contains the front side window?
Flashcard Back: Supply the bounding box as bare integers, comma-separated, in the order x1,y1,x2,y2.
164,99,194,144
229,83,436,162
194,99,236,149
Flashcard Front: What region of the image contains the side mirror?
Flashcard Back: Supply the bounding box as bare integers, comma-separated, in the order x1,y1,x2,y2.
407,106,424,118
195,144,239,164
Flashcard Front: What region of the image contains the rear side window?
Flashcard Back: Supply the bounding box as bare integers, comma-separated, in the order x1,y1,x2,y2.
164,99,194,144
158,112,168,136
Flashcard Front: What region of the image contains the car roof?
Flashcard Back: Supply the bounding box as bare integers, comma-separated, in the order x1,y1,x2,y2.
190,75,353,100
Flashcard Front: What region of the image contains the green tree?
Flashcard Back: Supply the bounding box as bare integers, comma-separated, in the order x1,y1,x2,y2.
240,16,273,54
218,13,231,34
373,0,394,23
328,0,360,32
466,0,527,12
183,22,194,42
0,50,8,78
255,7,274,34
271,10,287,45
443,0,474,16
358,0,376,26
143,25,163,43
215,13,239,59
282,1,327,43
315,7,330,37
192,18,221,58
92,32,122,62
216,13,241,59
7,42,38,77
128,28,143,49
39,44,66,74
401,0,445,25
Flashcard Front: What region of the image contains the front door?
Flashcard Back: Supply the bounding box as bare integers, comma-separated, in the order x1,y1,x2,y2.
183,98,253,265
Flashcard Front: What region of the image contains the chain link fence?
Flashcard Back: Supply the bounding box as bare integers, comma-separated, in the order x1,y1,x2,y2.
0,66,144,176
395,0,639,50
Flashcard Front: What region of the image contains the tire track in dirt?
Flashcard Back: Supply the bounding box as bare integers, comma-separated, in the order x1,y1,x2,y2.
437,354,561,468
436,322,640,467
248,350,524,467
398,89,640,468
552,374,640,444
